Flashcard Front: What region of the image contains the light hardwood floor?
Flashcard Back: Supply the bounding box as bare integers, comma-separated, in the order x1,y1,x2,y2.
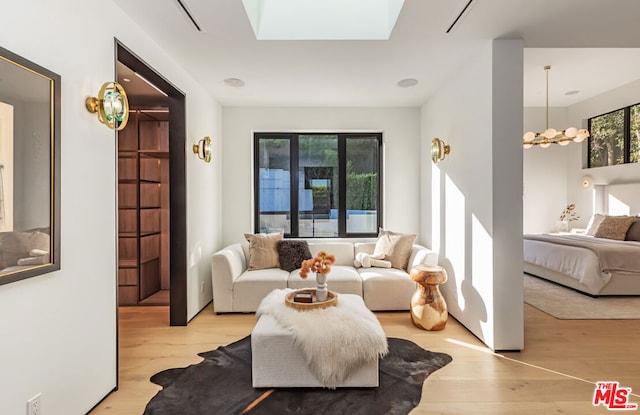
90,304,640,415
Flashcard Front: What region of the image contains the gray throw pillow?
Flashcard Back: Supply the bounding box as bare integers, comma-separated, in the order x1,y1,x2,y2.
625,219,640,242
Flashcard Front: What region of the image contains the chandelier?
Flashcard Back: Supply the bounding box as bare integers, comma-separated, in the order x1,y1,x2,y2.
523,65,590,148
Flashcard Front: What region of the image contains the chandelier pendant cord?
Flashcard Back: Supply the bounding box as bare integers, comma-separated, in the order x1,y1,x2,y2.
545,65,549,130
522,64,589,148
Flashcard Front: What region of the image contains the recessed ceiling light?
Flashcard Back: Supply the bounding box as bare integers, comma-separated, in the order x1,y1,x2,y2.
224,78,245,87
397,78,418,88
565,90,580,96
122,77,131,83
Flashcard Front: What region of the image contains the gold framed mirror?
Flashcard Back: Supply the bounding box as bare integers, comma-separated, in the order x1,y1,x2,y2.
0,46,61,285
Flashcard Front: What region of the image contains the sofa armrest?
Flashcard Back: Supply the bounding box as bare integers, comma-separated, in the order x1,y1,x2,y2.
211,243,247,313
407,244,438,270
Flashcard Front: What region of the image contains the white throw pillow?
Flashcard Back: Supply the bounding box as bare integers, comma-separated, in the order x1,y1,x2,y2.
373,228,416,270
586,214,605,236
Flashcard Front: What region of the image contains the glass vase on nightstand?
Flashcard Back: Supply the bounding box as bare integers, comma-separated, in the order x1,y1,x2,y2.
556,220,569,232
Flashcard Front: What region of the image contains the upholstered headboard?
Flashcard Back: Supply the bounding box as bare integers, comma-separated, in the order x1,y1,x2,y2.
595,183,640,216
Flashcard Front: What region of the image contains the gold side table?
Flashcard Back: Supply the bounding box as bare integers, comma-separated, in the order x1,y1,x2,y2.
410,265,448,331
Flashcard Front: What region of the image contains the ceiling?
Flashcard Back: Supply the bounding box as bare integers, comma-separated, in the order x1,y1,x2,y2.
112,0,640,108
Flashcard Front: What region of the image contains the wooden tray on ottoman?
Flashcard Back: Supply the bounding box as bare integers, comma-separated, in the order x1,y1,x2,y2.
285,289,338,311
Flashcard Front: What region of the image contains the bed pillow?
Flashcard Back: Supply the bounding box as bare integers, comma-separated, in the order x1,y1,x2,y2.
244,232,283,270
277,240,312,272
593,216,635,241
585,214,606,236
625,219,640,242
373,228,416,270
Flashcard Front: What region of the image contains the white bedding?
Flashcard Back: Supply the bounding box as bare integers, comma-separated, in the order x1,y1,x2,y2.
523,238,611,293
523,234,640,295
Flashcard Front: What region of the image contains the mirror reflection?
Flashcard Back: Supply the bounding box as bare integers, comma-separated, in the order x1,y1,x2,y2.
0,46,60,284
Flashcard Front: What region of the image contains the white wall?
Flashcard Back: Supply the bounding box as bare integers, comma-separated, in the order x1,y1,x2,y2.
0,1,221,414
220,107,421,246
524,78,640,231
522,106,571,233
421,39,524,351
186,93,223,318
566,78,640,223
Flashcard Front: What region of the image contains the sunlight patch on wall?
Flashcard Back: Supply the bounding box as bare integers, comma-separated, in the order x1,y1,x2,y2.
471,213,493,318
608,194,630,215
468,215,495,338
445,174,465,311
431,165,441,254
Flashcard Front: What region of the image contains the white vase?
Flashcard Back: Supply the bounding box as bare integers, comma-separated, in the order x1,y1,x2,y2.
316,272,328,302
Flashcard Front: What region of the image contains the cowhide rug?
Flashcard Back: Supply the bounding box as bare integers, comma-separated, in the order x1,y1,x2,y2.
143,336,452,415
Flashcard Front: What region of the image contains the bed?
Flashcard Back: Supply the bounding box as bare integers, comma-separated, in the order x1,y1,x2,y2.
523,183,640,296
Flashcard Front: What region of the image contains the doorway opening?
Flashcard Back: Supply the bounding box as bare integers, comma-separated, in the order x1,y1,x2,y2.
117,106,170,306
115,41,187,326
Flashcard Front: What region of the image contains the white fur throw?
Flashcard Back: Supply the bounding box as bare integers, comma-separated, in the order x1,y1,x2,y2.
256,289,388,388
354,252,392,268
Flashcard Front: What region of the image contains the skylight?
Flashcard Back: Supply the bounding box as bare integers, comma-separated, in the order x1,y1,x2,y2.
241,0,405,40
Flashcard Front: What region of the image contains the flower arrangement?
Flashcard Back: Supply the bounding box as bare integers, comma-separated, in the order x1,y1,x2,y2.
559,203,580,222
299,251,336,279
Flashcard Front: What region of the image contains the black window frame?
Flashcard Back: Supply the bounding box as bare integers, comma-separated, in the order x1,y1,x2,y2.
587,102,639,168
253,132,383,238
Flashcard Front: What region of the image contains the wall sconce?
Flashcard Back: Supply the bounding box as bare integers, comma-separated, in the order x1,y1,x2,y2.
581,175,593,190
85,82,130,130
193,136,212,163
431,137,450,163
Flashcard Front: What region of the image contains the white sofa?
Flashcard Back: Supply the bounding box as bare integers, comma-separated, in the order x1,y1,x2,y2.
211,240,438,313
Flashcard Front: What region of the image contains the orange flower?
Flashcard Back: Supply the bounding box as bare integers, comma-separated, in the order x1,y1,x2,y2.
299,251,335,279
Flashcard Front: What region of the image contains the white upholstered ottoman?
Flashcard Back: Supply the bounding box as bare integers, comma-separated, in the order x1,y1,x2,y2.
251,294,380,388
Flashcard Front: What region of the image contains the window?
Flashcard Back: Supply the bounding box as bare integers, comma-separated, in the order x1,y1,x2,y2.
254,133,382,237
588,103,640,168
631,104,640,163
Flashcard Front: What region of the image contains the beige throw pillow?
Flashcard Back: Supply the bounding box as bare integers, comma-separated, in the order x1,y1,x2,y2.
373,228,416,270
244,232,283,270
593,216,635,241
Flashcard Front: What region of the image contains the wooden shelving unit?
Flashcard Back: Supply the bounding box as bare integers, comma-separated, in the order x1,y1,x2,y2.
117,111,170,306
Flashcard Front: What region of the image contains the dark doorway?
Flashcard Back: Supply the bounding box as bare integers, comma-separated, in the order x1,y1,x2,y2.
115,40,187,327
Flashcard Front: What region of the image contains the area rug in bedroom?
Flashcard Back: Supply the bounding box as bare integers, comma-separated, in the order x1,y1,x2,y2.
142,335,452,415
524,274,640,319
